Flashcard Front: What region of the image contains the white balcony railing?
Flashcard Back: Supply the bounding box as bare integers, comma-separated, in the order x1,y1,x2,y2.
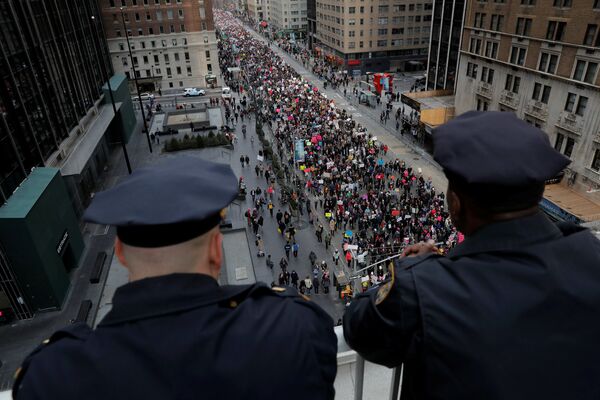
334,326,403,400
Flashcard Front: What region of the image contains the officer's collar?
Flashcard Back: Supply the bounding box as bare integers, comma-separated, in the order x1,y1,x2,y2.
99,273,248,326
447,212,563,259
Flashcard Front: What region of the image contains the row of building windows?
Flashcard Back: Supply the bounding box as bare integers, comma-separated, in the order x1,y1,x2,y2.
474,15,600,48
115,8,185,22
468,63,590,117
473,101,600,170
320,14,431,26
467,36,599,85
317,2,432,13
116,37,199,51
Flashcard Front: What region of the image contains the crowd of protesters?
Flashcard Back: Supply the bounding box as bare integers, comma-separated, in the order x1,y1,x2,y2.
216,11,458,292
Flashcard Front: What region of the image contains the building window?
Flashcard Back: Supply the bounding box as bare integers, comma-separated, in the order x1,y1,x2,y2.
516,17,532,36
146,12,151,21
135,13,140,21
595,0,600,9
584,24,598,46
474,13,486,28
178,9,184,18
116,29,121,37
207,64,212,72
377,40,387,47
348,19,356,25
166,67,172,77
490,14,504,31
505,74,521,94
591,149,600,171
176,66,181,75
572,60,598,84
546,21,566,41
481,67,494,84
538,53,558,74
153,55,159,63
348,42,356,49
148,27,153,34
467,62,478,78
184,52,190,61
159,25,164,33
169,82,174,88
476,98,489,111
469,37,482,54
167,10,173,19
509,46,526,66
521,0,535,4
187,66,192,76
532,83,551,104
378,5,388,13
143,55,148,64
172,38,177,45
118,43,125,50
565,93,588,116
563,137,575,158
179,81,183,87
164,54,170,63
162,39,167,47
553,0,572,7
378,28,388,35
485,41,499,58
378,17,388,25
554,133,565,151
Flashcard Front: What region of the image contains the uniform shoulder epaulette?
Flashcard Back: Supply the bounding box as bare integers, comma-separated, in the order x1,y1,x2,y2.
397,252,443,270
13,323,92,398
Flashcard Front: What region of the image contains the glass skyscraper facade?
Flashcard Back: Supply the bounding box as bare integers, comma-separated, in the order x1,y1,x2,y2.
0,0,112,202
426,0,466,91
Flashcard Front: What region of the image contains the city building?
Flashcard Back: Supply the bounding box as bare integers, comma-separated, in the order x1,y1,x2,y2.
315,0,433,73
426,0,467,90
99,0,221,93
0,0,137,319
307,0,317,49
268,0,308,37
455,0,600,221
247,0,266,22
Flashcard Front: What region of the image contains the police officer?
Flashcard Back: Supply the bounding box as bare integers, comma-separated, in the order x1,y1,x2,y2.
343,111,600,399
14,156,337,399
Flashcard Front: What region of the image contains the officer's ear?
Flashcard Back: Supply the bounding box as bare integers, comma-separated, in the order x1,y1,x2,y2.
207,229,223,278
115,238,129,268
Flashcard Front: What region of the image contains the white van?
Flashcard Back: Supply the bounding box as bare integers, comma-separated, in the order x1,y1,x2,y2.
221,87,232,99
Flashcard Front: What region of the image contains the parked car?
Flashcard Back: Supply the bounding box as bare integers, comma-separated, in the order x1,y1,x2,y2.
133,92,155,101
183,88,206,97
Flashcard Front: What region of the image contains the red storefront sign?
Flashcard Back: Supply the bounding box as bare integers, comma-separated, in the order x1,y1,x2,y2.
348,59,361,66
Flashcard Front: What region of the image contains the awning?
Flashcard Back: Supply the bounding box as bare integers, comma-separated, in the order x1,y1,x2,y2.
542,184,600,223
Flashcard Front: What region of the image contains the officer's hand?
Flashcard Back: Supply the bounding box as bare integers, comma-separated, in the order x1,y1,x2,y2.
402,241,438,258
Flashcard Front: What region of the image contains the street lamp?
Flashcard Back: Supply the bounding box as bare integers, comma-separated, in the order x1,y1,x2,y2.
90,15,132,175
120,7,153,153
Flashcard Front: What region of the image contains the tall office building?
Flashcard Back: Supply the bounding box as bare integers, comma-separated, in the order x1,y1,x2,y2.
268,0,308,35
307,0,317,49
315,0,433,73
455,0,600,219
99,0,221,93
0,0,136,318
426,0,466,90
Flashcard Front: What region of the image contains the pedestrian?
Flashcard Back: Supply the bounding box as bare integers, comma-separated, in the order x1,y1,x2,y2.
316,224,323,242
276,210,283,224
305,276,313,294
324,233,331,250
312,276,320,294
255,164,260,177
333,249,340,266
279,257,288,271
266,254,274,269
346,251,352,268
291,270,299,289
245,155,249,166
299,277,306,294
284,241,291,259
292,242,299,258
322,273,330,294
240,155,245,168
268,201,274,217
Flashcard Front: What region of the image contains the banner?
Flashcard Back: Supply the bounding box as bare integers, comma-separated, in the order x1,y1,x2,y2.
294,139,305,162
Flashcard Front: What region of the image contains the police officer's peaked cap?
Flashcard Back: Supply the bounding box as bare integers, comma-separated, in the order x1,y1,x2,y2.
84,156,238,247
433,111,570,185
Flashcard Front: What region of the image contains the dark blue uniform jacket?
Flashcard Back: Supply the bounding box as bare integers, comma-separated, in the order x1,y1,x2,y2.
344,212,600,400
14,274,337,399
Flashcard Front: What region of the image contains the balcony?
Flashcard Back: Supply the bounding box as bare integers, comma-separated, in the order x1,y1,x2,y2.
475,82,492,99
555,111,583,134
498,90,519,109
524,100,548,121
334,326,402,400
